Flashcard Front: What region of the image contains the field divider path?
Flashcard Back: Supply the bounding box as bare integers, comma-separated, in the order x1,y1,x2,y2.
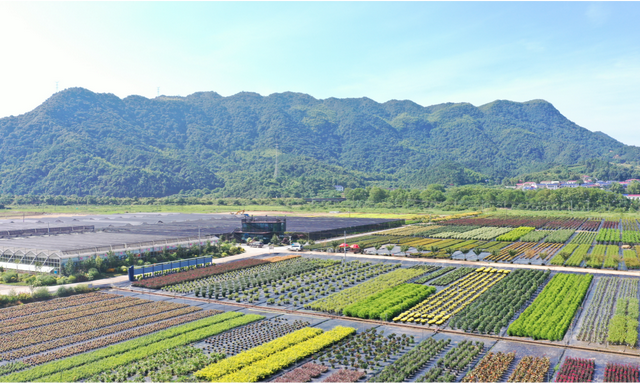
113,287,640,359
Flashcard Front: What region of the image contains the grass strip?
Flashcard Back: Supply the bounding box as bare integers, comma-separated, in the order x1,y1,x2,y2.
1,311,248,383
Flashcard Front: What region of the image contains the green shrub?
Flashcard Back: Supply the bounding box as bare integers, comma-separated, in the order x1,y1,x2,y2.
2,272,18,283
74,284,92,294
38,275,57,286
57,286,71,297
32,287,52,300
56,277,67,285
67,275,77,284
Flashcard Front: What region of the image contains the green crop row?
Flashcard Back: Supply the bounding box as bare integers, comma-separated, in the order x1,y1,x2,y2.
4,312,261,383
624,249,640,269
586,245,607,268
496,227,535,242
544,229,575,243
430,267,475,286
549,244,579,265
596,229,620,243
519,230,548,242
607,298,639,347
507,273,592,341
603,245,620,269
564,244,591,267
451,269,549,335
343,283,436,320
306,266,428,314
622,231,640,245
570,232,596,245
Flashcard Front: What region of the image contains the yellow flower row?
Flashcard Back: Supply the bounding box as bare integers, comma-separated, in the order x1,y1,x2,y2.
194,327,322,381
394,268,508,325
213,326,355,382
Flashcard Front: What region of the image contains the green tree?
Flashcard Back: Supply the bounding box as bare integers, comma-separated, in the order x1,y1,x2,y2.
368,187,388,203
628,181,640,194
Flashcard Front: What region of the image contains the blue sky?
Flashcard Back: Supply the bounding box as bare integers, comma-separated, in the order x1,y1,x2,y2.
1,2,639,145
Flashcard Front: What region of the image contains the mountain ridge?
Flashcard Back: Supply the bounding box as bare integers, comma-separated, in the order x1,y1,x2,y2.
0,87,637,197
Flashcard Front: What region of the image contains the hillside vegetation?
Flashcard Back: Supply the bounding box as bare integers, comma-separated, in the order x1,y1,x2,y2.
0,88,638,197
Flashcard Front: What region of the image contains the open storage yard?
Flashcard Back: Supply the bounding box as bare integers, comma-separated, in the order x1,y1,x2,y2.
3,212,640,382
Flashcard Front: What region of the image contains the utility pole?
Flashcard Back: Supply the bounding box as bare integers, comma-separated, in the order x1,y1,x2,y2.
344,230,347,262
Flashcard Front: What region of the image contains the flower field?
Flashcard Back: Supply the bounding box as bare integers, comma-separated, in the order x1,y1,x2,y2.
507,356,550,382
451,269,549,335
416,340,485,382
604,363,640,383
543,218,586,230
342,283,436,320
554,357,595,382
462,351,515,382
394,268,509,325
306,266,428,314
580,219,602,231
508,273,592,341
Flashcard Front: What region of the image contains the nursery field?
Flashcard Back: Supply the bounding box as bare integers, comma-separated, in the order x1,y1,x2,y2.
3,247,640,383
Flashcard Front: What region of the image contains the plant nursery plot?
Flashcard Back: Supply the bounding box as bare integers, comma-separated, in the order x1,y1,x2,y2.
607,296,639,347
603,362,640,383
587,244,607,268
1,312,262,383
342,283,436,320
564,244,591,267
201,317,311,356
625,248,640,269
450,269,550,335
306,265,428,314
579,219,602,231
0,292,117,321
549,244,578,266
545,229,576,243
570,231,597,244
622,230,640,245
87,346,224,383
602,220,619,229
370,337,451,382
429,267,476,286
394,268,509,326
416,339,485,383
134,258,277,289
603,245,620,269
622,218,639,231
195,326,355,382
519,230,549,243
496,227,536,241
165,257,329,295
508,273,592,341
519,243,564,261
322,369,365,382
596,229,620,244
413,267,453,284
311,328,415,378
461,351,516,382
272,362,328,382
484,242,536,262
554,357,595,382
543,218,586,230
0,299,197,356
507,355,550,382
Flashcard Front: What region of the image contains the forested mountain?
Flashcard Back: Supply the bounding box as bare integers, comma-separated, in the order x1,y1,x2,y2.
0,87,638,197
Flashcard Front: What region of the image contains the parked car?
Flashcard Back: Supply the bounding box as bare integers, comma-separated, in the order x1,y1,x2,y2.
288,243,303,251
